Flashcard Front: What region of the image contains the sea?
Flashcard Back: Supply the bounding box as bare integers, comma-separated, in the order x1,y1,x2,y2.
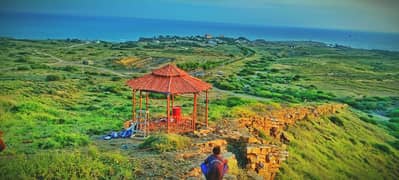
1,12,399,51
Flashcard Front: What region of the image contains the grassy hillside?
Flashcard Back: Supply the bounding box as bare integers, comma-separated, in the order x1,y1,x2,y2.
0,37,398,179
278,109,399,179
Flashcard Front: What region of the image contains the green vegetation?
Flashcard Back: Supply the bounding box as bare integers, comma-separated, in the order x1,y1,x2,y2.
0,37,398,179
278,109,399,179
138,133,192,152
0,147,138,179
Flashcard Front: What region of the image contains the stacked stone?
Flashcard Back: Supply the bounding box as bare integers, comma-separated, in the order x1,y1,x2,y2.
239,104,347,136
195,139,228,153
246,144,284,180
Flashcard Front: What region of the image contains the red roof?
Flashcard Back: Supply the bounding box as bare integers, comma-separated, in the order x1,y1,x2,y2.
127,64,212,94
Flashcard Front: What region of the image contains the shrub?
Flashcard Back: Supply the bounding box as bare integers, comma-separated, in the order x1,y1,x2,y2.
0,150,137,179
37,139,61,149
16,65,31,70
373,143,391,153
359,116,377,125
61,66,78,72
101,85,120,93
388,108,399,118
111,76,121,81
45,75,61,81
215,80,239,90
329,116,344,127
53,133,89,148
225,97,247,107
208,105,229,121
149,93,166,99
390,118,399,123
388,140,399,150
139,133,191,152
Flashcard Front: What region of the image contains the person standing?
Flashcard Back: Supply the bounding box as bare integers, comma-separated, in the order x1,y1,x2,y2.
203,146,228,180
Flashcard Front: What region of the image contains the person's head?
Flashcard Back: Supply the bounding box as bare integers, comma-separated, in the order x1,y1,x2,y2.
212,146,221,155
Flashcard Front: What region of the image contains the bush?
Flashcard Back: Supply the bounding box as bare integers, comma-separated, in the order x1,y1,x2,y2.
111,76,121,81
225,97,247,107
390,117,399,123
16,65,31,70
52,133,89,148
0,150,137,179
139,133,191,152
388,140,399,150
373,143,391,153
45,75,61,81
61,66,78,72
388,108,399,118
359,116,377,125
329,116,344,127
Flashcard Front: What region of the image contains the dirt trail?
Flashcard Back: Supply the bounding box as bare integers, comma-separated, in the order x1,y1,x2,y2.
213,87,271,102
33,49,127,77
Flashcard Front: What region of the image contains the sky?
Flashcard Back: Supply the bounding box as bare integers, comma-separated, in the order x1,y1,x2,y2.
1,0,398,33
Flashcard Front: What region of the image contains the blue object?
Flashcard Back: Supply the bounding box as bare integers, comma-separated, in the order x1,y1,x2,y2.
103,135,112,140
200,160,228,176
200,162,208,175
118,129,133,138
111,132,119,138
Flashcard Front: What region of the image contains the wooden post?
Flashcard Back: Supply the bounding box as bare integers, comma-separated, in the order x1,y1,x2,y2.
145,92,149,135
171,95,174,110
193,93,197,131
171,95,174,123
167,94,170,133
205,90,208,128
139,90,143,129
132,90,136,122
146,92,149,114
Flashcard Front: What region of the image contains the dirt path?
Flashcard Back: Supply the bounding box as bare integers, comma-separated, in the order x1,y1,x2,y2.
206,45,257,77
213,87,271,102
33,49,128,77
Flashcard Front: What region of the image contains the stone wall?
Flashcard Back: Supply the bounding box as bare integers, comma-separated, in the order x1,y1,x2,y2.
240,103,346,179
239,104,347,136
183,103,347,180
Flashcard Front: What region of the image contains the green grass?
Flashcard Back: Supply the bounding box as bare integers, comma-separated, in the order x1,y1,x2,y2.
1,37,399,179
138,133,192,152
0,147,138,179
278,109,399,180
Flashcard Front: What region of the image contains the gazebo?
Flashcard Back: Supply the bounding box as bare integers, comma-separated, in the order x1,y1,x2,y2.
126,64,212,135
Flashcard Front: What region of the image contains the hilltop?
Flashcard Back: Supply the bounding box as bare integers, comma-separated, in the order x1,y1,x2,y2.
0,36,398,179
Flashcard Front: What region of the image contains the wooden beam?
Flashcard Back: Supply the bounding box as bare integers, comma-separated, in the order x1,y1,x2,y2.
193,93,197,131
132,90,136,122
167,94,170,133
205,90,208,128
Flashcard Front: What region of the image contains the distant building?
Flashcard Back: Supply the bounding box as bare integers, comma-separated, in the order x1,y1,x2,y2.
205,34,212,39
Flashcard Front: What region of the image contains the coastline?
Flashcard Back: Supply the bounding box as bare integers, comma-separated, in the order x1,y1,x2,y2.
0,12,399,51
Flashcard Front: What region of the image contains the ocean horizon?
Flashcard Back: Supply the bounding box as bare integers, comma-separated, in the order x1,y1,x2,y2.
1,12,399,51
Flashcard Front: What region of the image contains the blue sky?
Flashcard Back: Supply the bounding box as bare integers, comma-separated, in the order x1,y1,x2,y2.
1,0,398,33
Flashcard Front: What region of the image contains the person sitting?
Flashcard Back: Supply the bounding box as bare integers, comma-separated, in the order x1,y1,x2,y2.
203,146,228,180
